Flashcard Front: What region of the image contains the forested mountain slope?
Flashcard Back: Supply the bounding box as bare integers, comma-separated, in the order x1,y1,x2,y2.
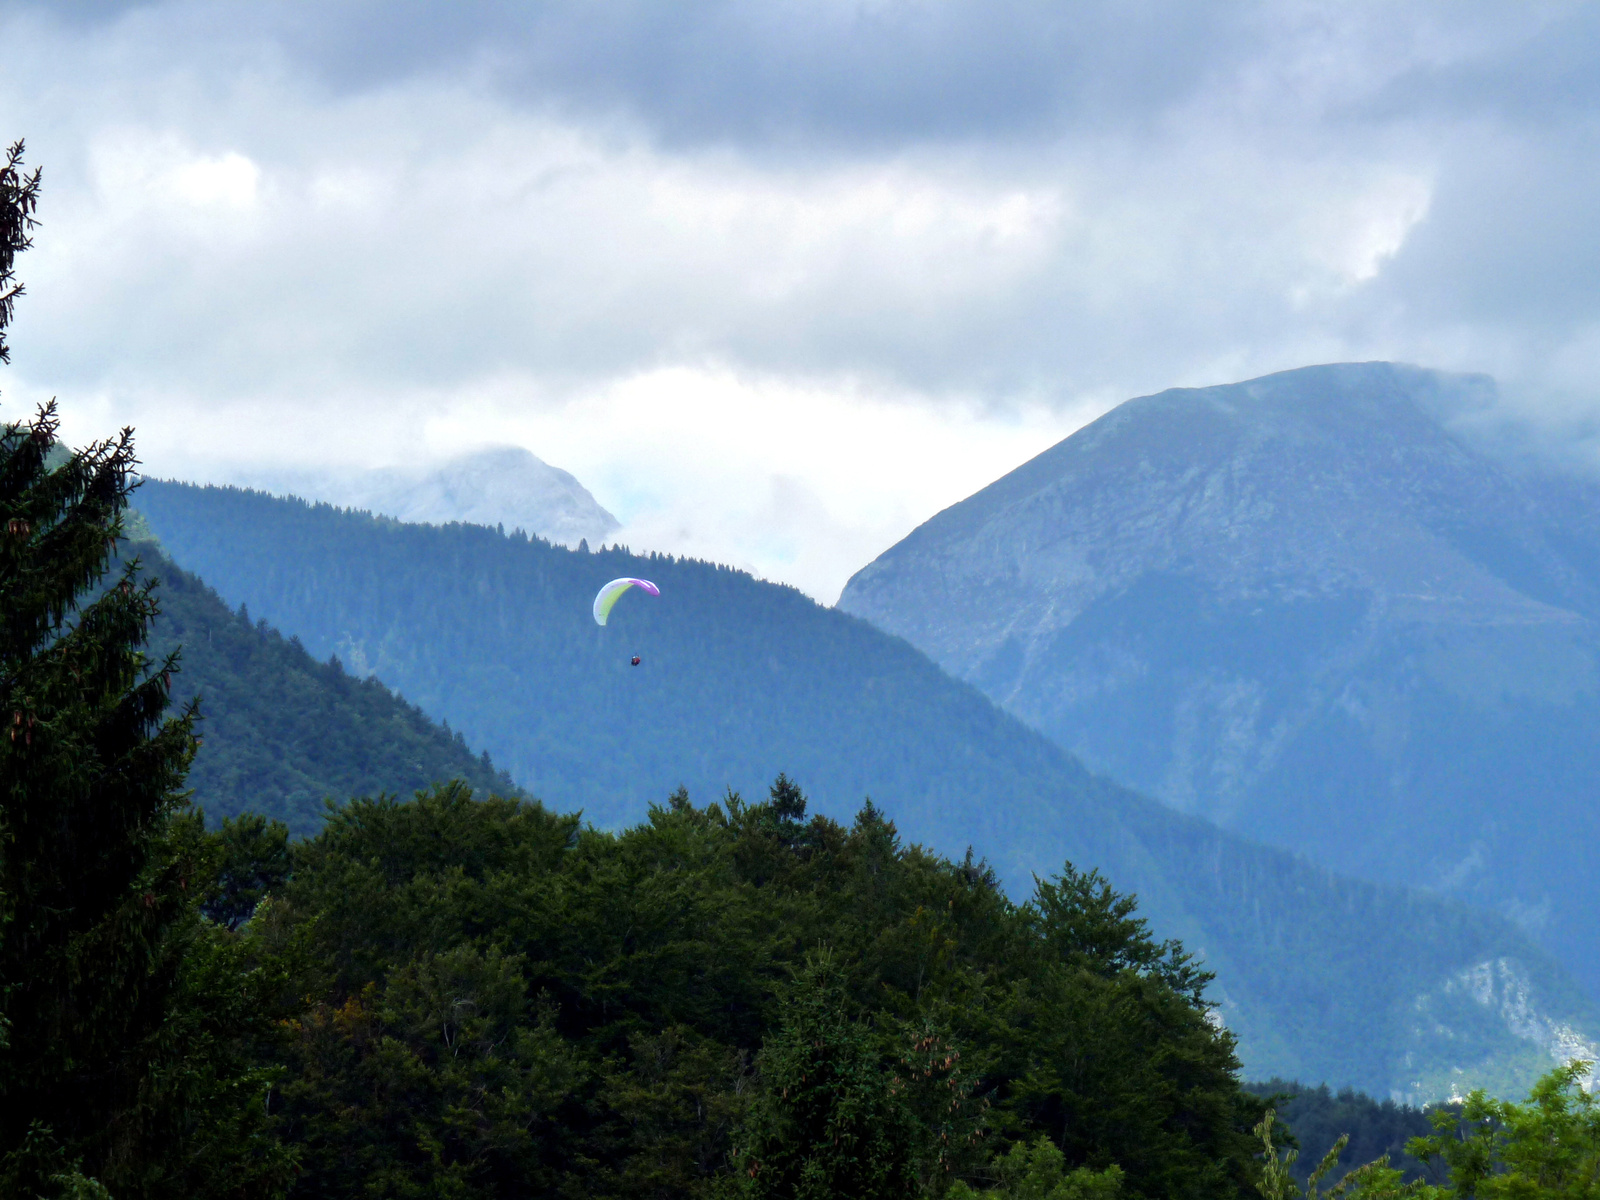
137,544,515,832
136,480,1599,1099
838,362,1600,1001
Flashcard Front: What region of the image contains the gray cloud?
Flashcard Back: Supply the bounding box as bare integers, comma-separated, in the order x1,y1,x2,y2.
3,1,1327,152
179,0,1260,148
1377,130,1600,329
1368,3,1600,125
3,0,1600,598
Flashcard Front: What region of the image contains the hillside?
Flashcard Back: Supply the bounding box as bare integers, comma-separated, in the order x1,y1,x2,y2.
837,362,1600,1003
136,543,516,833
135,479,1599,1099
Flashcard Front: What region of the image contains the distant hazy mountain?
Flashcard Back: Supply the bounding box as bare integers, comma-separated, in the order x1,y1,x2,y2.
233,445,620,547
135,478,1600,1099
838,361,1600,1002
137,545,515,832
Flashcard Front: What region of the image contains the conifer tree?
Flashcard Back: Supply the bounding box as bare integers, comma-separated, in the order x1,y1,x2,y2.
0,141,39,367
0,139,287,1199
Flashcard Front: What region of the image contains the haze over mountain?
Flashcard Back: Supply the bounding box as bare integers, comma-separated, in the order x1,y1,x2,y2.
230,446,621,548
839,361,1600,1001
134,479,1599,1100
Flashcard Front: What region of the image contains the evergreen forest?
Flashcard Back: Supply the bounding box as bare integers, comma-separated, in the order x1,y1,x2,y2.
144,548,517,833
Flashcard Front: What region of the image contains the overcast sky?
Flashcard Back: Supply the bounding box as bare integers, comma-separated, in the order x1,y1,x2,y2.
3,1,1600,600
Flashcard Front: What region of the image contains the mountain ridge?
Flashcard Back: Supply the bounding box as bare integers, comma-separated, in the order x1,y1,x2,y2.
838,361,1600,999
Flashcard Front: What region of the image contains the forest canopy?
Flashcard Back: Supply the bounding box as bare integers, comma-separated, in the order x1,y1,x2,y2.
244,776,1264,1199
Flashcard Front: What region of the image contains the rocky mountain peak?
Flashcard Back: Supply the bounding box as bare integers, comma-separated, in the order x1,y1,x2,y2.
839,361,1600,1004
844,363,1599,679
223,445,621,548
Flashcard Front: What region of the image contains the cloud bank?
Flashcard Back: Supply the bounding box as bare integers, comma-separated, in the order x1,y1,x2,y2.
1,0,1598,599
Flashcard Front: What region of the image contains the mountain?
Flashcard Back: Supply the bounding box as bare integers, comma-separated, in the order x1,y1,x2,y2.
231,445,620,547
837,361,1600,1002
136,543,516,833
134,478,1600,1100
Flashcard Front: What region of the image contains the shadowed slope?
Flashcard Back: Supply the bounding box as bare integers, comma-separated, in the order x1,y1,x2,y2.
139,544,515,833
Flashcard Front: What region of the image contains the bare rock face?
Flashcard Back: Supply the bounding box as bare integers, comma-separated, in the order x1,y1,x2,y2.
840,362,1600,998
244,446,621,548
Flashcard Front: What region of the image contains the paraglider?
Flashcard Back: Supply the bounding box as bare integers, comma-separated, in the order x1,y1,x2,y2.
592,577,660,625
631,656,641,666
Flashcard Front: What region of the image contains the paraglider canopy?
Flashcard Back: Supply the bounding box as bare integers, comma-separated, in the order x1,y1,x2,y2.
593,577,660,625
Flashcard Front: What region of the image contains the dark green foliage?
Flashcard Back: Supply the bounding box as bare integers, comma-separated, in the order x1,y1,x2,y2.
949,1137,1123,1200
600,1025,753,1198
275,944,584,1199
113,855,300,1200
133,480,1597,1097
1249,1062,1600,1200
1244,1081,1434,1185
0,394,192,1191
0,154,294,1194
1031,865,1212,1004
139,546,518,835
0,140,40,364
0,403,293,1193
893,1019,990,1191
731,951,918,1200
203,812,292,930
1007,871,1262,1200
252,775,1265,1199
1404,1062,1600,1200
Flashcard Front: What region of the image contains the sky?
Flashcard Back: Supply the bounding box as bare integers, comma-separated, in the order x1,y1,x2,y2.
3,1,1600,601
